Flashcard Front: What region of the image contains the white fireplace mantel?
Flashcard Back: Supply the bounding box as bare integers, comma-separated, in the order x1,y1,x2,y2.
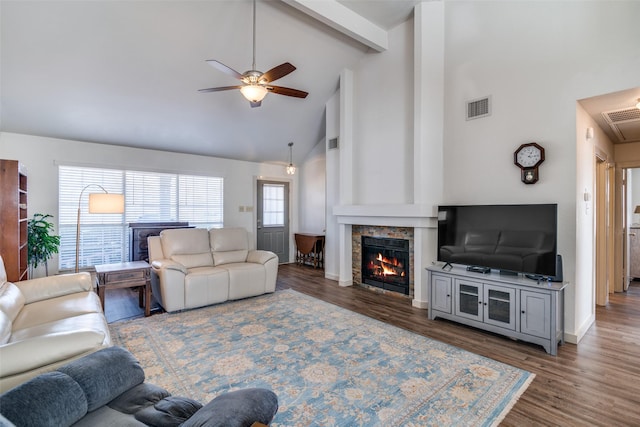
333,204,438,309
333,204,437,227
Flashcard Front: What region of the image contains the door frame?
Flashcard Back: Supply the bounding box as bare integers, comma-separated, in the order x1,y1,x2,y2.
611,160,640,294
595,151,613,305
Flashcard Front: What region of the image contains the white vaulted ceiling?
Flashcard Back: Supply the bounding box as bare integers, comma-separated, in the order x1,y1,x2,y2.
0,0,419,165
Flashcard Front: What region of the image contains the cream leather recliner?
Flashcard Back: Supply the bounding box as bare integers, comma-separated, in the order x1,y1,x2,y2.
0,256,111,392
148,227,278,313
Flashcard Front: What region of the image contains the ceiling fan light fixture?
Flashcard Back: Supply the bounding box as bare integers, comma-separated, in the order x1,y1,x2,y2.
199,0,307,105
240,84,268,103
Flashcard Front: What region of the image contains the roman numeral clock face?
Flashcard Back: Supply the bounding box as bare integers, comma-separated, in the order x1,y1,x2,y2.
514,142,545,184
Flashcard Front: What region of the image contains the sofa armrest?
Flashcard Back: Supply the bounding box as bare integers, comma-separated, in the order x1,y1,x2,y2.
246,250,277,265
15,273,93,304
151,259,188,275
182,388,278,427
0,330,106,377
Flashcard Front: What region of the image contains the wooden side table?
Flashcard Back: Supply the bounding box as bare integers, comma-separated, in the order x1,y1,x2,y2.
294,233,325,269
95,261,151,317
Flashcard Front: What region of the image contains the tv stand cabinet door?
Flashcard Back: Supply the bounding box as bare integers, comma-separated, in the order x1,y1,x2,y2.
520,290,551,339
431,274,452,314
454,279,483,322
483,284,516,330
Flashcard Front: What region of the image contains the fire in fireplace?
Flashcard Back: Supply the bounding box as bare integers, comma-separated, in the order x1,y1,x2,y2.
361,236,410,295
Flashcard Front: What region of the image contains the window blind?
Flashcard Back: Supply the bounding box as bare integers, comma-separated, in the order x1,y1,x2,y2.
59,165,223,271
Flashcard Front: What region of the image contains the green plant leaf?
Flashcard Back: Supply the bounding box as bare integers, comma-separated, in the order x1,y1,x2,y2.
27,213,60,271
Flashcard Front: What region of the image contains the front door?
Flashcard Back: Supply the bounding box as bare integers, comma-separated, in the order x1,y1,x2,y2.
256,180,289,263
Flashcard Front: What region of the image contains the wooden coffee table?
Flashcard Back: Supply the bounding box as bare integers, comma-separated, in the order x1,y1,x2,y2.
95,261,151,317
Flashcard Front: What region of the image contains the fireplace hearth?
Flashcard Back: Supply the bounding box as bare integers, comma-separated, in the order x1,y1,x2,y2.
361,236,410,295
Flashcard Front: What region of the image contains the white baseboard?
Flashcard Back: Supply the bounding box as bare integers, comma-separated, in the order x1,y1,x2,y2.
324,272,339,281
412,299,428,309
565,313,596,344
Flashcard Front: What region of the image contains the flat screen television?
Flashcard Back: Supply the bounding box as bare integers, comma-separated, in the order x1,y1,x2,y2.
437,204,558,277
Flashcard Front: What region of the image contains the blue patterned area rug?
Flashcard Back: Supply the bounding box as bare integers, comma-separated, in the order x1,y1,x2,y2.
110,289,534,426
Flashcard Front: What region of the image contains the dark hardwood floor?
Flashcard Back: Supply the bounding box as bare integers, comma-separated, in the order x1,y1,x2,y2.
106,264,640,426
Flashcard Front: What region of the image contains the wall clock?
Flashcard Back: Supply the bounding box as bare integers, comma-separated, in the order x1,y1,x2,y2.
514,142,545,184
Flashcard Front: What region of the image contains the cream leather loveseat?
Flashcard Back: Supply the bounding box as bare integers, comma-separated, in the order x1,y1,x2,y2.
148,227,278,313
0,256,111,392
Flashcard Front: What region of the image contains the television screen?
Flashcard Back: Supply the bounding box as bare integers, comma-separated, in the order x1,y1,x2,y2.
437,204,557,277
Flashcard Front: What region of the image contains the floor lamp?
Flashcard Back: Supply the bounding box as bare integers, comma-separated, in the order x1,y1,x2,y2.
76,185,125,273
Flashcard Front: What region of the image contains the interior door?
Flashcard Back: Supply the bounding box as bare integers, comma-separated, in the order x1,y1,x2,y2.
256,180,289,263
595,156,610,305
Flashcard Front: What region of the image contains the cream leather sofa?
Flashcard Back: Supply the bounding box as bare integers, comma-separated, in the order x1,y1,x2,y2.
148,227,278,313
0,256,111,392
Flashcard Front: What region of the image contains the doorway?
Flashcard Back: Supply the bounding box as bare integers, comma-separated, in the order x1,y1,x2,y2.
625,168,640,284
256,180,290,263
594,157,640,303
581,87,640,310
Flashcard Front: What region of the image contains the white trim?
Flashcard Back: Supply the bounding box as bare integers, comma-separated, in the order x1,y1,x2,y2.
282,0,388,52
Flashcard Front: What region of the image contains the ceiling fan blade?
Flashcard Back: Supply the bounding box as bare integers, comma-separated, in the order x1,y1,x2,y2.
261,62,296,83
205,60,243,80
266,85,308,98
250,101,262,108
198,86,242,93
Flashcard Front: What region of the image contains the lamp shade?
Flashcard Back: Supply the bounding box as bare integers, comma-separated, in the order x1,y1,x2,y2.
240,84,268,103
635,205,640,214
88,193,124,214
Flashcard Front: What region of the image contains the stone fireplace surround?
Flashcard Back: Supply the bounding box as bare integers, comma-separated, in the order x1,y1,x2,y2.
333,204,437,309
352,226,414,297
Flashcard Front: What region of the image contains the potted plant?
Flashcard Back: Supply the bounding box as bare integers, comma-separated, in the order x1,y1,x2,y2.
27,213,61,277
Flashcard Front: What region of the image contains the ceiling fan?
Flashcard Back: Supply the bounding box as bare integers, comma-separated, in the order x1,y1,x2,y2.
198,0,308,108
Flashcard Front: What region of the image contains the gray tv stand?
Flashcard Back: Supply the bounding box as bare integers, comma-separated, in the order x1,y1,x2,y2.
426,265,566,355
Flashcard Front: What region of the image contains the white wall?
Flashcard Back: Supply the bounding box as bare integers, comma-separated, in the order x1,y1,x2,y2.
574,103,598,336
352,19,414,204
442,0,640,341
298,139,326,234
324,92,340,280
341,0,639,342
0,132,294,274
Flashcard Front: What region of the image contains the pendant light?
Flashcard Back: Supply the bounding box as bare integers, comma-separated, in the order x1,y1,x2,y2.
286,142,296,175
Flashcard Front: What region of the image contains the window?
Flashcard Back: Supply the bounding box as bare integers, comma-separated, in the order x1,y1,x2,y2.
262,183,285,227
59,165,223,271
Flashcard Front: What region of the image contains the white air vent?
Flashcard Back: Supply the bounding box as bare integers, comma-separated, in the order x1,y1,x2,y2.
328,137,339,150
602,107,640,143
466,96,491,120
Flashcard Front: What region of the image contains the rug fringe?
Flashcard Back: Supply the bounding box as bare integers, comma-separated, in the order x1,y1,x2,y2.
490,373,536,427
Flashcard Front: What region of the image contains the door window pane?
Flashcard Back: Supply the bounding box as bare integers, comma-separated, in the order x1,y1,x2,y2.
263,184,285,226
